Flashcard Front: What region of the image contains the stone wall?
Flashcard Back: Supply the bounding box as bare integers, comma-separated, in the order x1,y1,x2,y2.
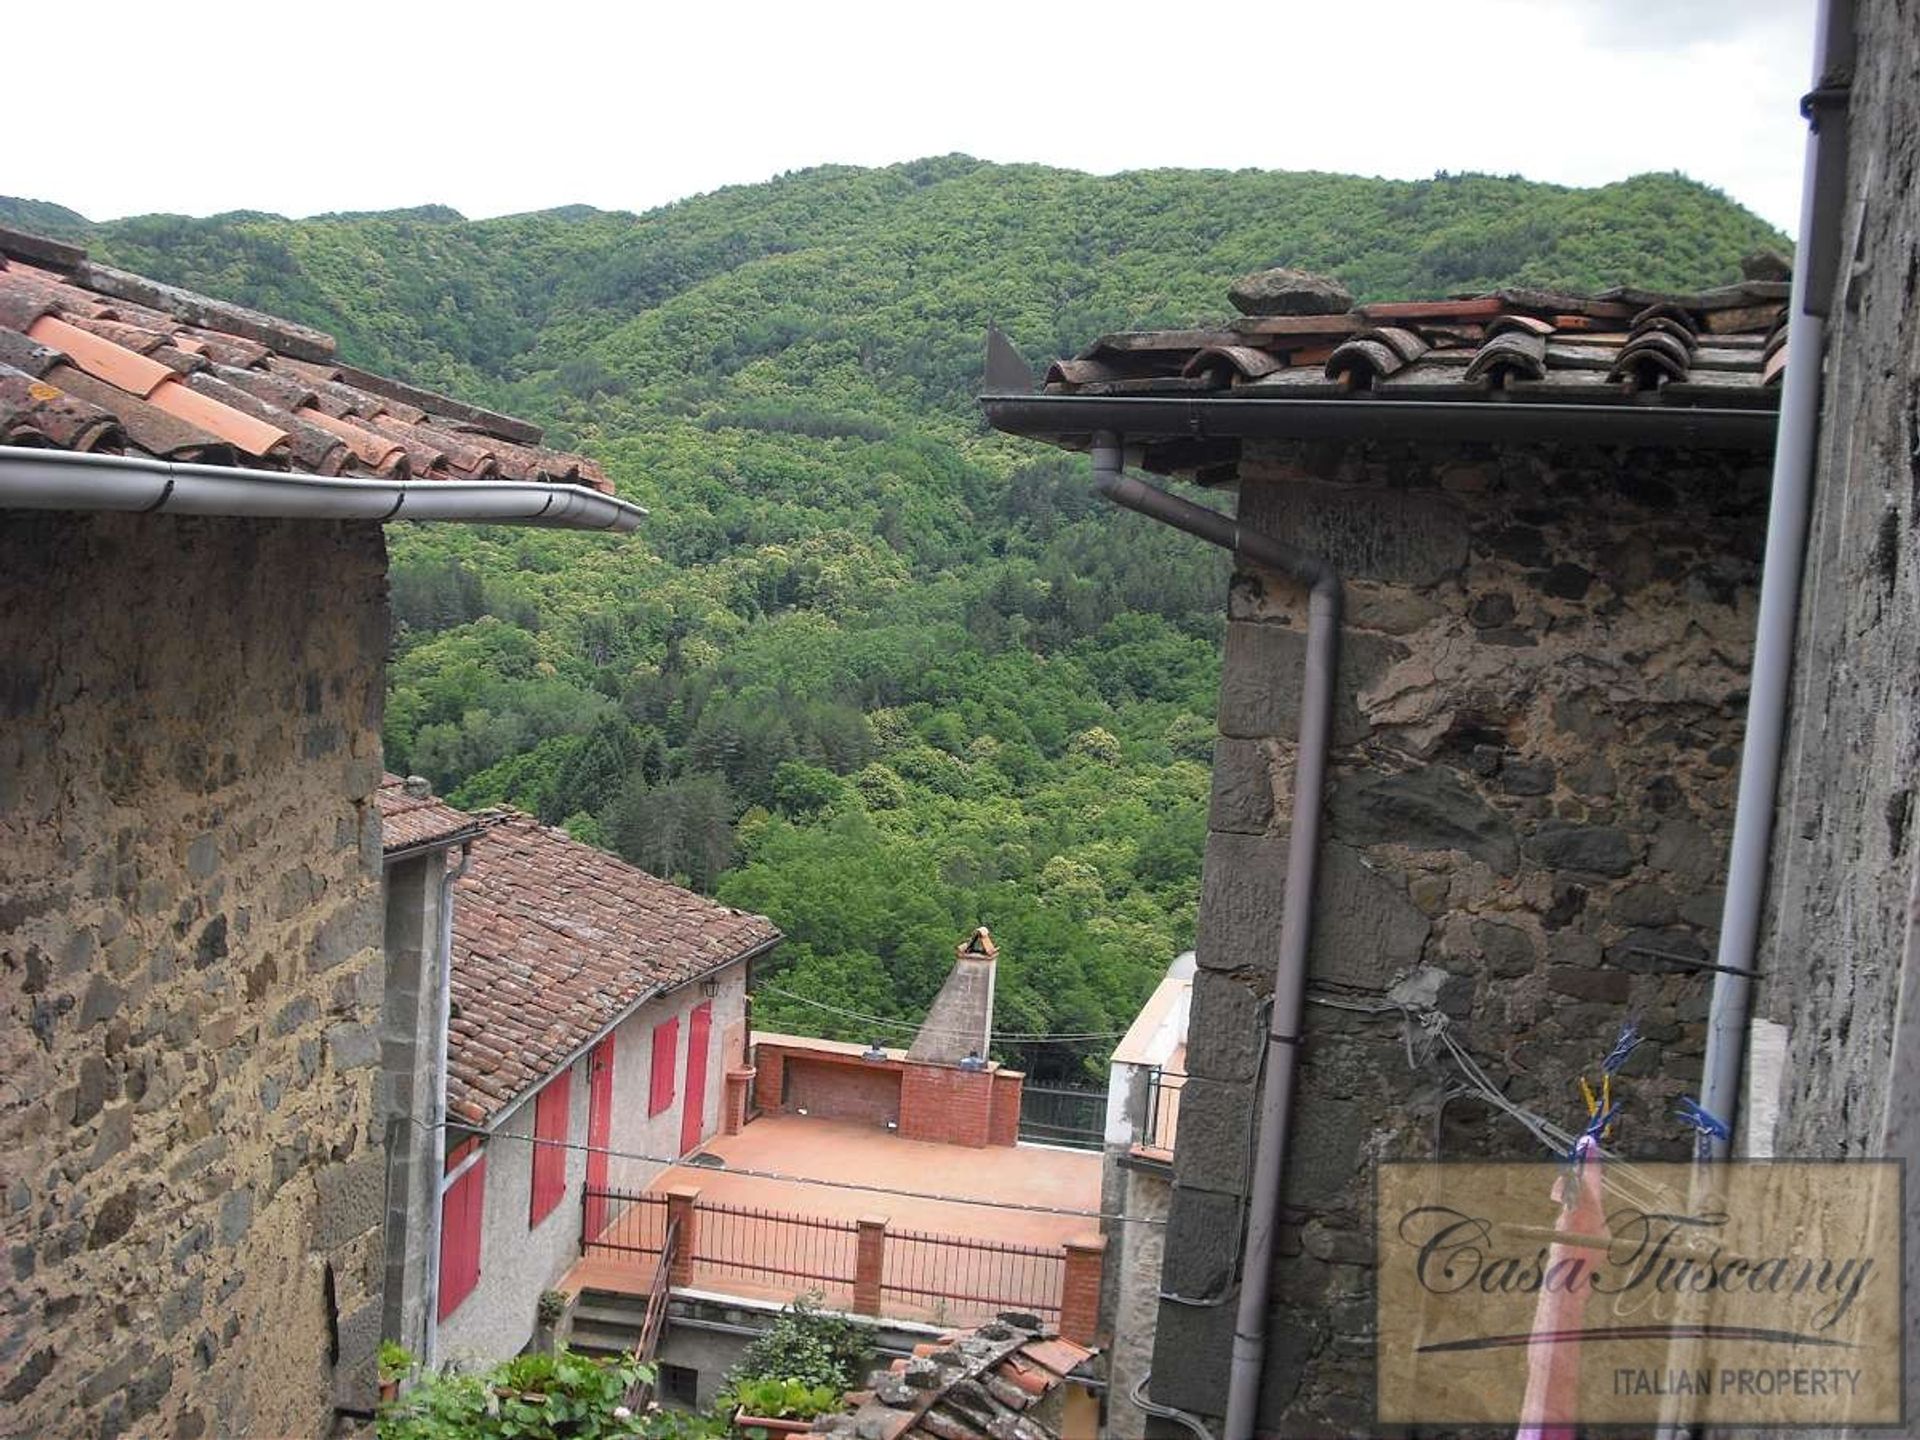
0,511,391,1438
1149,438,1769,1433
1763,0,1919,1161
1100,1158,1171,1440
1759,2,1920,1429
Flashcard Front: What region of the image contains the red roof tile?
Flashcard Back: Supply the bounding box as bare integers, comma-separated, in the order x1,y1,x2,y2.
376,772,482,856
447,810,780,1126
814,1315,1096,1440
0,224,614,493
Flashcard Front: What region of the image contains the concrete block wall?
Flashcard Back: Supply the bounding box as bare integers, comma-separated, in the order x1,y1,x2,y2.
0,512,392,1438
1149,439,1768,1433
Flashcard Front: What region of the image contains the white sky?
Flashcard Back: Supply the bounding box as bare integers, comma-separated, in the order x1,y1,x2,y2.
11,0,1814,234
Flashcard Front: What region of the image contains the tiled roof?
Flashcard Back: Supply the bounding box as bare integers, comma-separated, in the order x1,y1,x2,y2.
814,1314,1097,1440
448,810,781,1126
0,224,610,490
1039,283,1787,409
375,773,482,856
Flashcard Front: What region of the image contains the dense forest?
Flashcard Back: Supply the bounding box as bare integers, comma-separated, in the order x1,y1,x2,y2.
4,160,1787,1081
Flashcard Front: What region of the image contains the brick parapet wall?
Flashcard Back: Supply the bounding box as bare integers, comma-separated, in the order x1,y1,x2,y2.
988,1068,1023,1146
1149,440,1769,1430
898,1062,995,1148
0,513,392,1438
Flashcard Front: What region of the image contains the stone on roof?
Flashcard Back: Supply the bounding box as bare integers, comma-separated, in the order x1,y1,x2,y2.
1039,280,1788,408
448,810,781,1126
812,1314,1096,1440
0,224,610,491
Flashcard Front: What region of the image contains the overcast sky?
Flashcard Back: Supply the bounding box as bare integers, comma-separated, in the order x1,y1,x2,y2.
13,0,1815,234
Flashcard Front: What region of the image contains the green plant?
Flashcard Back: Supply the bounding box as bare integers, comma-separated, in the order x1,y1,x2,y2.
377,1346,661,1440
379,1341,415,1385
538,1289,571,1325
727,1377,842,1421
730,1293,871,1394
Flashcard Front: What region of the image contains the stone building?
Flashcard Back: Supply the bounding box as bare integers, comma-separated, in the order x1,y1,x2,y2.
0,227,641,1437
1097,953,1188,1440
986,274,1783,1432
1752,0,1919,1426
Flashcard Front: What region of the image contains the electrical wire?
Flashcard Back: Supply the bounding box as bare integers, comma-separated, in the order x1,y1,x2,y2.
399,1113,1166,1226
753,982,1131,1043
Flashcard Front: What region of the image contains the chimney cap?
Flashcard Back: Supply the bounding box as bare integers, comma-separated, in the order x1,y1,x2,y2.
402,774,433,799
956,926,998,961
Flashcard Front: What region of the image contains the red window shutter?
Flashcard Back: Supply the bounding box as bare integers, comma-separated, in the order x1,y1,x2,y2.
649,1017,679,1117
529,1070,571,1228
438,1148,486,1320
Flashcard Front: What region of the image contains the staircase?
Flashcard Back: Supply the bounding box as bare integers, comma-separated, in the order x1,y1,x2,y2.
568,1286,654,1359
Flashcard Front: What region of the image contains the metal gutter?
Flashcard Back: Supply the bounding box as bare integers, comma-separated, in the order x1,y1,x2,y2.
982,395,1778,453
380,823,488,867
0,447,647,532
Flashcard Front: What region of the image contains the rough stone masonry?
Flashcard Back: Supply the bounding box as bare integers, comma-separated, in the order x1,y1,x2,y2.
1151,437,1768,1435
0,511,392,1439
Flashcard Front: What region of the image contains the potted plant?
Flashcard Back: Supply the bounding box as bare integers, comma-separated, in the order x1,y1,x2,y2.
377,1341,413,1403
534,1287,573,1354
726,1377,842,1437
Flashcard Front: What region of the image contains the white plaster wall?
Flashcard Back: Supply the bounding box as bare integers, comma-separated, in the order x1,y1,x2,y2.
434,960,752,1363
437,1058,591,1365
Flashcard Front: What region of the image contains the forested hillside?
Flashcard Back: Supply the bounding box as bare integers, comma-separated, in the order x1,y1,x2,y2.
8,160,1786,1080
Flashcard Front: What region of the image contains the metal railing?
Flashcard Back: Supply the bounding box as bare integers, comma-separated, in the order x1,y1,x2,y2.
582,1189,669,1261
1139,1066,1185,1153
689,1201,860,1309
881,1225,1064,1327
1017,1082,1108,1150
578,1185,1078,1330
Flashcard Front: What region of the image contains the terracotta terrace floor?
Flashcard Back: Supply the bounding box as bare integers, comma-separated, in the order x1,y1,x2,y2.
564,1115,1102,1323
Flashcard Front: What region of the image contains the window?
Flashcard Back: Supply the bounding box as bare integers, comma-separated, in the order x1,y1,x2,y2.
659,1362,700,1407
438,1136,485,1320
529,1069,571,1228
649,1016,679,1117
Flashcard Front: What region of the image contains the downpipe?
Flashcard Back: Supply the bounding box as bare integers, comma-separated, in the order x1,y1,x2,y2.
1696,0,1851,1164
1089,434,1340,1440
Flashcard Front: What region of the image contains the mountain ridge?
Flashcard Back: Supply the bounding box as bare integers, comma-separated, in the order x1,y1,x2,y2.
1,160,1789,1078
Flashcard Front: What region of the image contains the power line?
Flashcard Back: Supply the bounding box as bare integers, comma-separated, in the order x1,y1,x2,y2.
403,1114,1162,1226
754,982,1130,1043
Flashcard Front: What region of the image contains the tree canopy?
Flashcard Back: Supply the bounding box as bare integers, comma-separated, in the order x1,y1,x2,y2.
10,159,1786,1080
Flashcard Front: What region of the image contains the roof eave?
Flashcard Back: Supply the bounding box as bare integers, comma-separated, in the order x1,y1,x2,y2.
980,393,1780,456
381,823,486,865
0,448,647,533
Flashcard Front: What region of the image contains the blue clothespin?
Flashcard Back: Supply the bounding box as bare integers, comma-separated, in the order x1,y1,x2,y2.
1674,1096,1730,1158
1600,1020,1641,1076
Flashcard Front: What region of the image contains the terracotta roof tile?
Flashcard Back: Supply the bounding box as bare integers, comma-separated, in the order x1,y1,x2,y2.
377,772,483,855
814,1316,1095,1440
0,225,616,494
442,807,780,1126
1027,278,1788,412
